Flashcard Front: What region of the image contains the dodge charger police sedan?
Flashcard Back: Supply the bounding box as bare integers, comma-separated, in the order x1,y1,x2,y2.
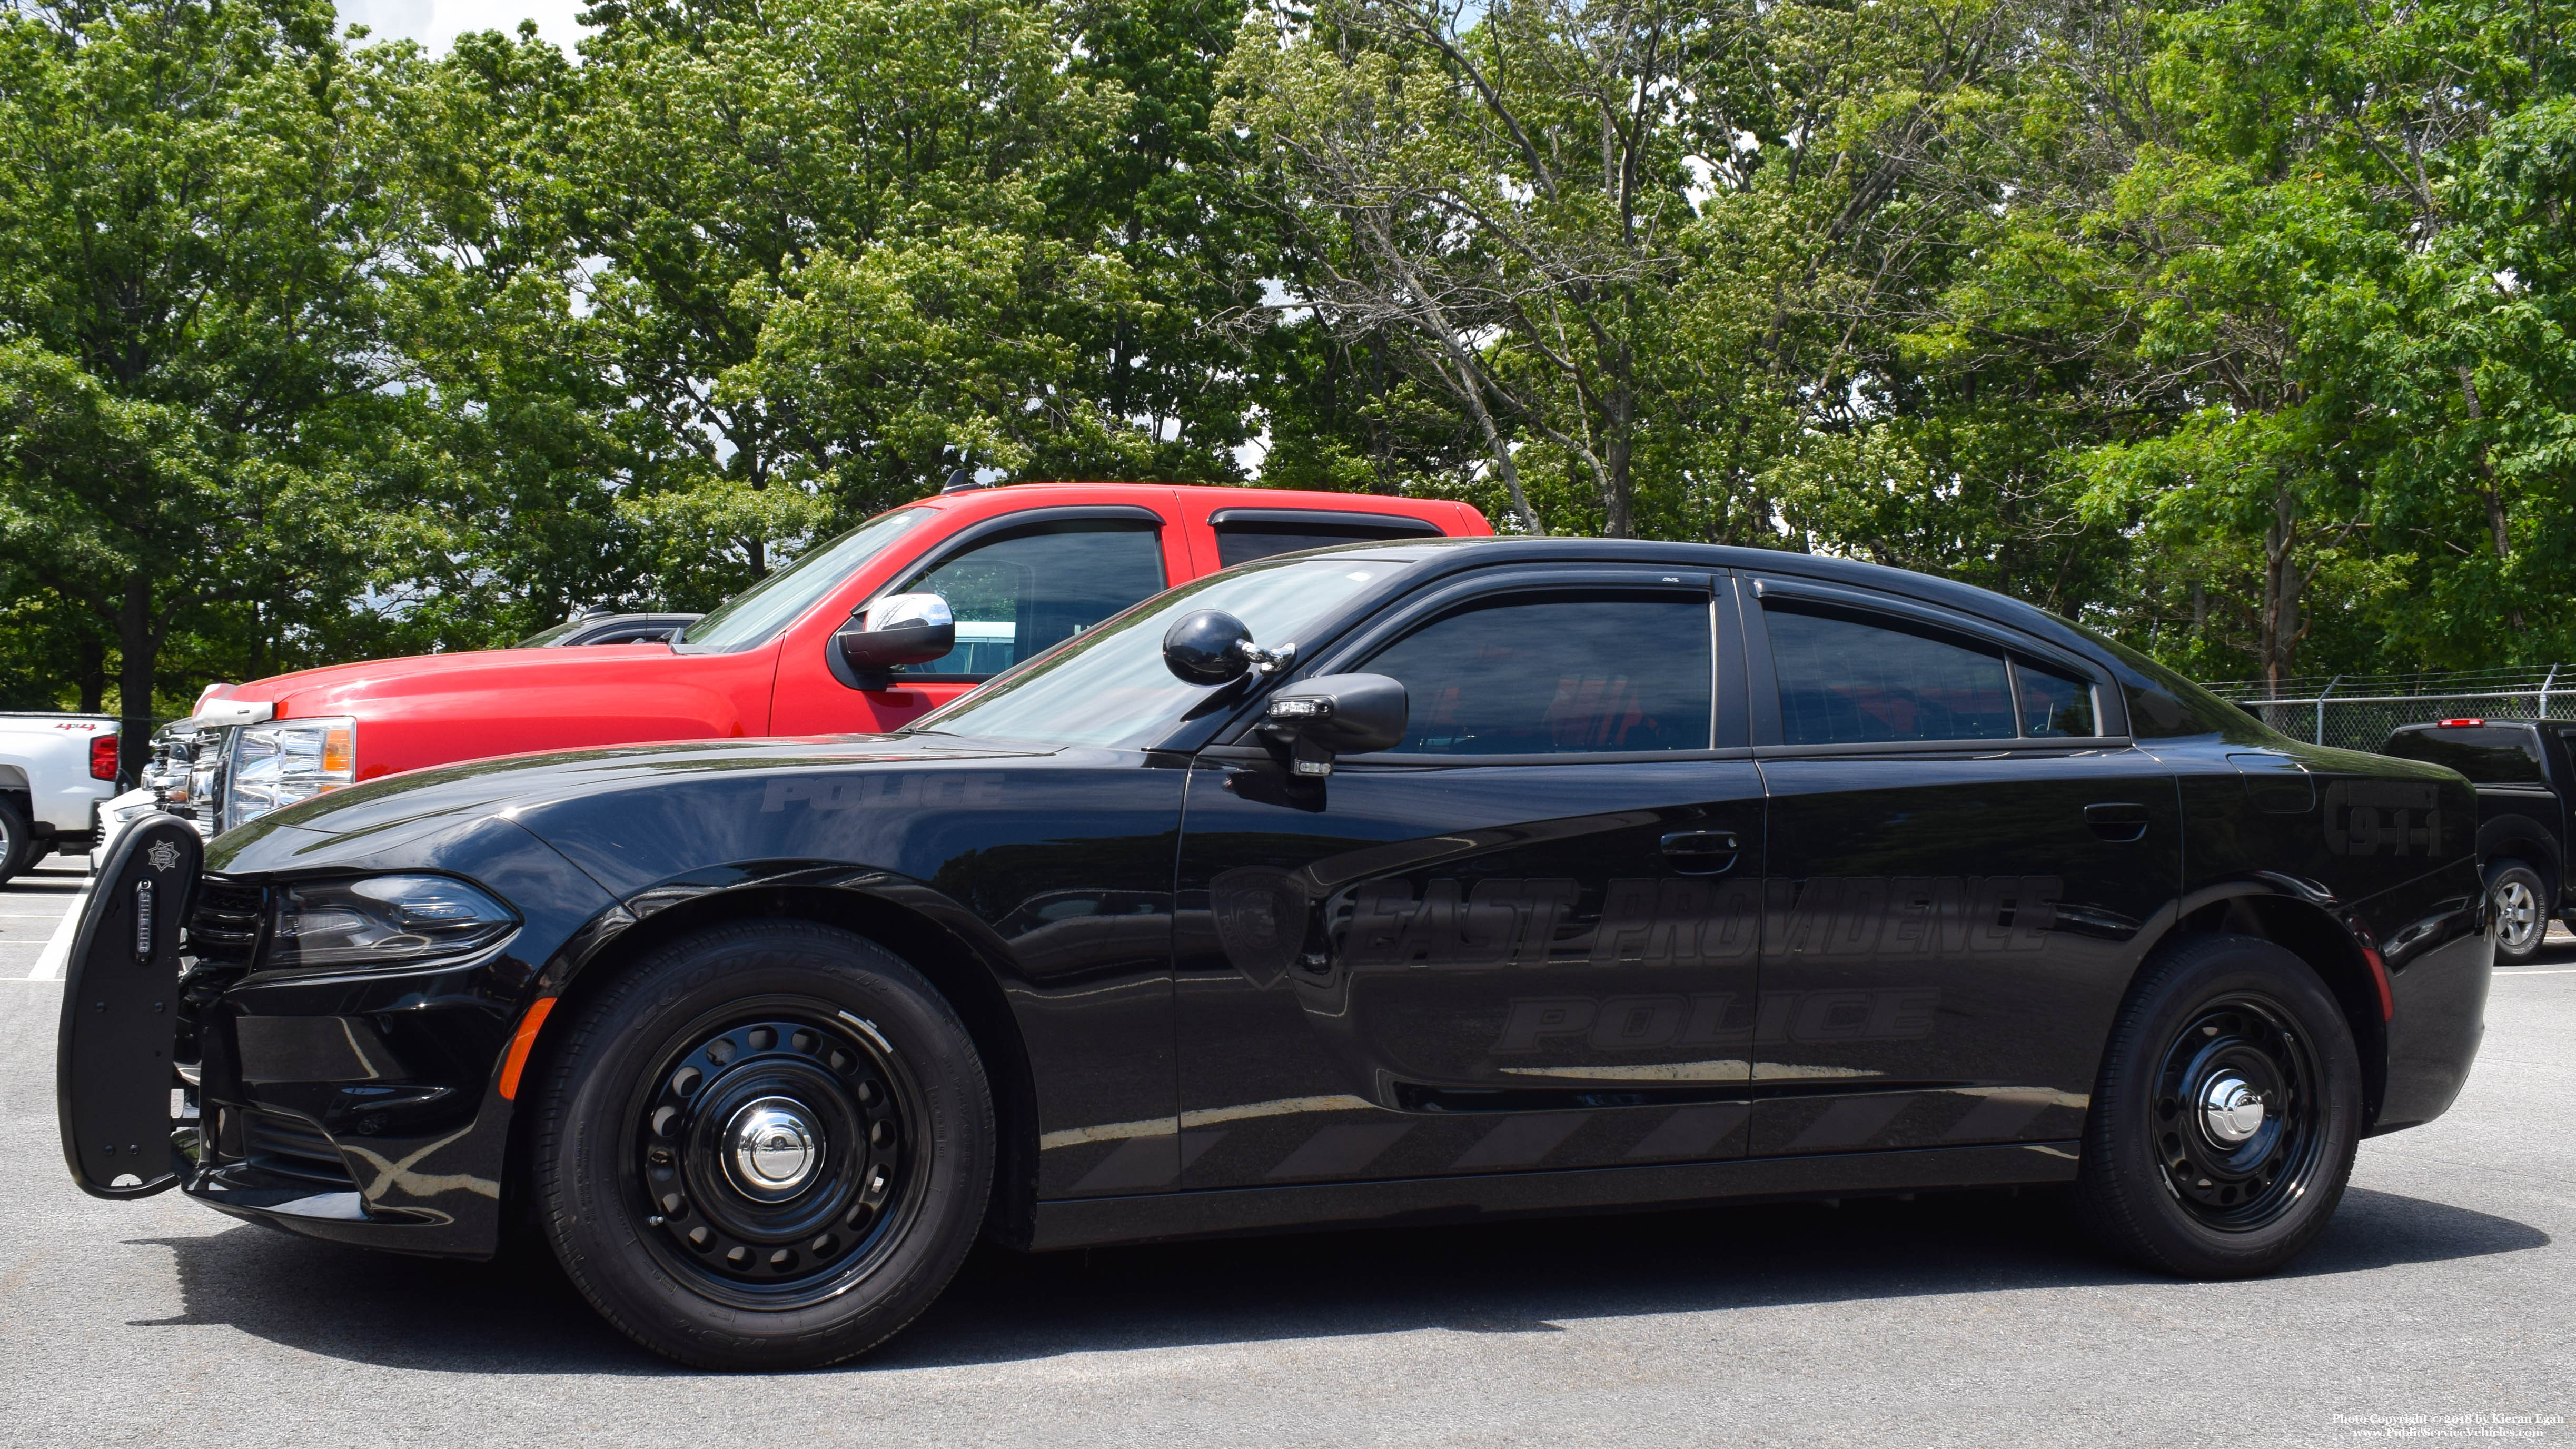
59,538,2492,1370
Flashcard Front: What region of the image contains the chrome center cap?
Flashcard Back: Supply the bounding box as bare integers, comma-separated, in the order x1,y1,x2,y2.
725,1098,821,1199
2200,1075,2266,1145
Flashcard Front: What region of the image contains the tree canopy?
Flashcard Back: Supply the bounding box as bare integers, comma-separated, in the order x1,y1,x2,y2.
3,0,2571,732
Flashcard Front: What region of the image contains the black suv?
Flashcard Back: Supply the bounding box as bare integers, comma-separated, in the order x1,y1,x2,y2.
2383,719,2573,964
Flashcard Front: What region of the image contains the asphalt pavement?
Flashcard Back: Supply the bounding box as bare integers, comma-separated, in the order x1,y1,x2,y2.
3,856,2571,1447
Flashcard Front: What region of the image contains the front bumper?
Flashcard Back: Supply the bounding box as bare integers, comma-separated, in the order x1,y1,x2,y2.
180,950,523,1256
61,810,627,1257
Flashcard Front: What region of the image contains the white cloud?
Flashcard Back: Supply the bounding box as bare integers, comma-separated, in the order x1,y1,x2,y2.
340,0,593,55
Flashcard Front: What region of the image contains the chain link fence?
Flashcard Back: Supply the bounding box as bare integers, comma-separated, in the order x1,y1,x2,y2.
2200,667,2576,753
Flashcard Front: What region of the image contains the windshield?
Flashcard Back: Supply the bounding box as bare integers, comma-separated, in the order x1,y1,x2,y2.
513,620,580,648
681,508,930,650
915,552,1413,749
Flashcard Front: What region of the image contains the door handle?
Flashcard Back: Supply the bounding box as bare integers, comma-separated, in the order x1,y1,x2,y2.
2085,803,2150,843
1661,830,1740,874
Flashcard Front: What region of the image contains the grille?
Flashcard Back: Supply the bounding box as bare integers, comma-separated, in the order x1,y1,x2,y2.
186,880,265,970
240,1109,356,1186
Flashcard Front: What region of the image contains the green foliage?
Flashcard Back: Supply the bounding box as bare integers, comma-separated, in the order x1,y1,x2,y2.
0,0,428,747
1,0,2571,717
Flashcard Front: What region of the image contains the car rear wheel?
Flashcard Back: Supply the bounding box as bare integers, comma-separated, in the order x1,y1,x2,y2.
528,921,994,1370
2076,933,2362,1278
2487,860,2549,966
0,797,31,886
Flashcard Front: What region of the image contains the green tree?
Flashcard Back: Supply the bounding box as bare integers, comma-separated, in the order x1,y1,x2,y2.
1920,0,2576,683
0,0,424,762
548,0,1218,604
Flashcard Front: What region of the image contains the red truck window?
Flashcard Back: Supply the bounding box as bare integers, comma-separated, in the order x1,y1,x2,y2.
1210,508,1444,568
891,520,1166,681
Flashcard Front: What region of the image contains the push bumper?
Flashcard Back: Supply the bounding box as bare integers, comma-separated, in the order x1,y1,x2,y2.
59,811,621,1259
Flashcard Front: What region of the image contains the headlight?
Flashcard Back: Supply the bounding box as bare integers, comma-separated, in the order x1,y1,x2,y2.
103,795,157,828
269,875,519,971
226,716,358,829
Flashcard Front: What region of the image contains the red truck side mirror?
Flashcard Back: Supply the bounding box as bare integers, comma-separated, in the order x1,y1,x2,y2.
835,593,957,691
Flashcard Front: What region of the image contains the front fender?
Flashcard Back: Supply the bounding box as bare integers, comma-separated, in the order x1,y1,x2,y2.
190,813,625,1256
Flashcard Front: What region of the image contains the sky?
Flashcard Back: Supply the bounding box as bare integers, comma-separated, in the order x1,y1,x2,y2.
337,0,591,53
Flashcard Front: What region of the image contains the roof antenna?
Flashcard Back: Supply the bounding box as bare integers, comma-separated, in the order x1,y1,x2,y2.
940,466,979,494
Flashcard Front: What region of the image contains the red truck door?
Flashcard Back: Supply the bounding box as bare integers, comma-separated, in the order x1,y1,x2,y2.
768,492,1193,735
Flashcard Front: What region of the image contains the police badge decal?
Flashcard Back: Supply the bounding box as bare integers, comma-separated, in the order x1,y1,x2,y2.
1208,866,1307,989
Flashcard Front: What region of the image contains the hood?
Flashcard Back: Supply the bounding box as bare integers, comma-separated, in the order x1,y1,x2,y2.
210,731,1046,862
205,641,688,716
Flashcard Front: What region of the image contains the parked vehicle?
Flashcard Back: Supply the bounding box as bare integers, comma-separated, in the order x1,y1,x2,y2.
135,484,1489,839
61,537,2491,1369
512,611,703,648
2380,718,2575,964
0,712,120,884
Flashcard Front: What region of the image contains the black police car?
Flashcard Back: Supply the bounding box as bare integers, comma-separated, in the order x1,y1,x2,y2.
2380,719,2574,965
59,538,2494,1370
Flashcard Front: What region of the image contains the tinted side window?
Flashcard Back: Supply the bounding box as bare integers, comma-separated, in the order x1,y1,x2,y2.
1362,593,1713,755
2068,626,2264,740
1767,606,2015,744
2383,727,2545,784
896,522,1165,679
2016,662,2099,737
1215,519,1439,568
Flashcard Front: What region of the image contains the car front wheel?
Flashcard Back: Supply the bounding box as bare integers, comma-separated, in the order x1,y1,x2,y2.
2487,860,2549,966
2076,933,2363,1278
528,920,995,1370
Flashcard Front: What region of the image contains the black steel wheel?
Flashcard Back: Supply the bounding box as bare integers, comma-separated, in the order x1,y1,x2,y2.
530,921,994,1369
2147,995,2329,1231
2077,933,2362,1277
626,1006,925,1306
2486,860,2549,966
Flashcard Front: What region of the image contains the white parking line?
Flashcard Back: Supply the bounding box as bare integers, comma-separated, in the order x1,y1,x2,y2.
26,880,90,981
2496,968,2576,976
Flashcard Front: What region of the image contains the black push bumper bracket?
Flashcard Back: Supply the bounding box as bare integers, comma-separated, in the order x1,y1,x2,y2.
56,812,202,1199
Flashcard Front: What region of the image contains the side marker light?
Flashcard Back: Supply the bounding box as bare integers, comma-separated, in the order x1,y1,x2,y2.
2361,947,2393,1021
498,997,559,1100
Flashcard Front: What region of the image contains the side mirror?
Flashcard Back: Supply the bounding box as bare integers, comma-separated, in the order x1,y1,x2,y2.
1163,609,1294,684
836,592,956,690
1262,673,1407,776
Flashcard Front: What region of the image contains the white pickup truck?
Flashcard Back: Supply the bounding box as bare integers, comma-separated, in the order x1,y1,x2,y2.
0,712,121,885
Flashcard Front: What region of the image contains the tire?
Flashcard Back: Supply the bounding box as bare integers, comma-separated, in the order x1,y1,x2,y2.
529,921,996,1370
2076,933,2363,1278
2486,859,2549,966
0,797,31,886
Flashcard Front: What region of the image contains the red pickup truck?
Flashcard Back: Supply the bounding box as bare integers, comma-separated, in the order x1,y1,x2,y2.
154,483,1491,835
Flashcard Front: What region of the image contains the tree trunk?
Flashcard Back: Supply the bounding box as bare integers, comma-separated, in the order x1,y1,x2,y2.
1601,379,1636,538
75,633,107,715
2259,487,2302,695
115,573,158,783
2458,366,2509,560
2458,365,2525,630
